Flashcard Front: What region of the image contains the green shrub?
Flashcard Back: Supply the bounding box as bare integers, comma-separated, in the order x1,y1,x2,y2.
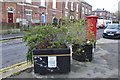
23,25,71,62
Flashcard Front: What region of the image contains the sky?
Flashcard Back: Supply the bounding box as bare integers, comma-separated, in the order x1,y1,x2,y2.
84,0,120,13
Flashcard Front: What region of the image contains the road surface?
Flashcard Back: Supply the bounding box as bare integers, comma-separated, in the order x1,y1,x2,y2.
1,39,27,68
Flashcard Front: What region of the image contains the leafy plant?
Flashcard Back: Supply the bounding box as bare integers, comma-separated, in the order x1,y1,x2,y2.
68,19,96,55
23,25,71,62
72,44,85,55
68,20,86,45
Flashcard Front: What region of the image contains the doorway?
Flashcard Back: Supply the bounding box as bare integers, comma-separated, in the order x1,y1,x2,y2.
8,12,13,23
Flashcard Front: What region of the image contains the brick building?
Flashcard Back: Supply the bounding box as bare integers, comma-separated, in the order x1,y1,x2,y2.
38,0,81,24
92,8,117,21
1,0,81,26
80,0,92,20
1,1,40,25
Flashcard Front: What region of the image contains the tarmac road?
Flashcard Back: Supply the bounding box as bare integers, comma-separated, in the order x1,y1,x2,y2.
1,38,28,69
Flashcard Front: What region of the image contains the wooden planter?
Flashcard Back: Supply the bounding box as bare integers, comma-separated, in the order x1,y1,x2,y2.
72,44,93,62
32,48,70,75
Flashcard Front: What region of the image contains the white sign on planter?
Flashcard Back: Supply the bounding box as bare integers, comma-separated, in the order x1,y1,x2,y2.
48,56,57,68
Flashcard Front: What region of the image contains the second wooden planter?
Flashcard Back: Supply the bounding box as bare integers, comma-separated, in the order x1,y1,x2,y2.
72,44,93,62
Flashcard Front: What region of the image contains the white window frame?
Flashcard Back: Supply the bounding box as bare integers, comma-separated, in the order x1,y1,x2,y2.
71,2,73,11
95,12,97,15
89,10,91,14
85,8,87,14
82,7,84,14
26,0,32,3
76,4,79,12
100,12,102,16
76,14,78,20
25,9,32,15
52,0,56,9
65,0,68,9
65,11,68,17
7,7,14,13
41,0,45,7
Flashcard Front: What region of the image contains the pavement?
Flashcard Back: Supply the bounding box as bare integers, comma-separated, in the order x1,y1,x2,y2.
0,32,24,41
0,32,119,79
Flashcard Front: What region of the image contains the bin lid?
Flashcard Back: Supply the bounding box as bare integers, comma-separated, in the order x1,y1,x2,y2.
86,15,98,19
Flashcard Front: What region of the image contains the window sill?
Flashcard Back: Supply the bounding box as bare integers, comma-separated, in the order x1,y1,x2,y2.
52,8,57,9
39,6,46,8
70,10,74,12
65,7,68,10
25,2,32,4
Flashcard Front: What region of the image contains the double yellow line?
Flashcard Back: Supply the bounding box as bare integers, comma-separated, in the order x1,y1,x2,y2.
0,61,30,74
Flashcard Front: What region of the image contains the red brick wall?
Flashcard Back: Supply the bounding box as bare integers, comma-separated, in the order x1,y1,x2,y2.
16,5,22,19
46,2,62,23
1,1,82,25
74,1,81,20
0,2,2,23
24,6,39,20
2,2,40,23
3,2,17,23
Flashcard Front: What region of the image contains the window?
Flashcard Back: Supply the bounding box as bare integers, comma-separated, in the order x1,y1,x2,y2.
71,2,73,11
82,7,84,14
53,0,56,9
26,0,31,3
76,14,78,20
100,12,102,16
7,7,14,13
26,9,32,15
41,0,45,7
103,12,105,16
85,8,87,14
7,7,13,11
107,13,109,16
65,11,68,17
65,0,68,9
76,4,79,12
89,10,91,14
95,12,97,15
26,9,32,21
70,15,74,20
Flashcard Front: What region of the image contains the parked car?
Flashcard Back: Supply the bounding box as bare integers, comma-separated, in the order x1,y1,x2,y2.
103,23,120,39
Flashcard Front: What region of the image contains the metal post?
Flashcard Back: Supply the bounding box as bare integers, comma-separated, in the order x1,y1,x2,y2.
46,0,48,25
61,1,62,18
22,0,24,31
61,1,63,26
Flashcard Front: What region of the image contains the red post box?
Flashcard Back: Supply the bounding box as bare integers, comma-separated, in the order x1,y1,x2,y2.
86,15,98,40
